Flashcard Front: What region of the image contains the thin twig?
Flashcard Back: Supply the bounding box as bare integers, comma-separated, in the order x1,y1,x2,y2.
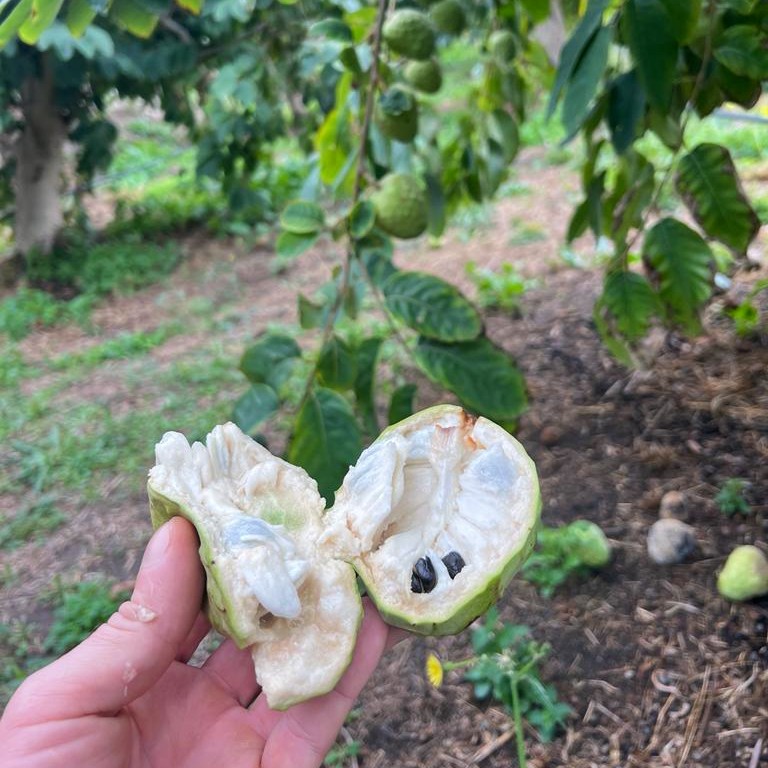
295,0,390,411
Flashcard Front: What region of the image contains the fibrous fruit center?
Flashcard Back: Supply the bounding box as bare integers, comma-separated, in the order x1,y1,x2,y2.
322,406,539,634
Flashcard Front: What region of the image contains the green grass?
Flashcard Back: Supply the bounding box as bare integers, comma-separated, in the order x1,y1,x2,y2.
44,580,129,656
51,325,182,371
0,343,38,387
0,288,94,341
0,497,65,551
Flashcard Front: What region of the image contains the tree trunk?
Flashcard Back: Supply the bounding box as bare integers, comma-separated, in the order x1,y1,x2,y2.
13,55,66,259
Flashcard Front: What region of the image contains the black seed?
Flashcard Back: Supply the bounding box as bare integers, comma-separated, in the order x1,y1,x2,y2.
411,556,437,593
442,551,465,579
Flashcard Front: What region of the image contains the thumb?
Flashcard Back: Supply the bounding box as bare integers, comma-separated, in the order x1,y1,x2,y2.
16,517,204,720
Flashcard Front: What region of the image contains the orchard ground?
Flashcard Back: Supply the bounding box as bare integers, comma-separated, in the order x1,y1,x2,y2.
1,128,767,765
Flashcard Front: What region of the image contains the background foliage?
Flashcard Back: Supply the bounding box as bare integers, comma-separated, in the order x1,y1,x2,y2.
0,0,766,499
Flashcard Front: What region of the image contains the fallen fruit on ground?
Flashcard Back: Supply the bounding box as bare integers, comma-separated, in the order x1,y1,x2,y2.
569,519,612,567
148,406,540,706
370,172,429,239
717,544,768,601
383,9,436,60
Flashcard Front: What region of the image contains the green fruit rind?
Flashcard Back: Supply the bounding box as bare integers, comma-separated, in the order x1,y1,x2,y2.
489,29,517,62
383,9,436,60
430,0,465,35
147,425,363,710
375,87,419,142
149,484,255,648
717,544,768,602
404,59,443,94
569,519,612,568
371,172,428,239
326,404,541,636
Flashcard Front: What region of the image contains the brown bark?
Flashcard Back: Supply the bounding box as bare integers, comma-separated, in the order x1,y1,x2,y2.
13,54,66,258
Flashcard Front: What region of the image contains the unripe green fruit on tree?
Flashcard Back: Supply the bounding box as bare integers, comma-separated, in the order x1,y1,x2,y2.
375,86,419,143
370,172,429,239
430,0,465,35
383,9,436,60
489,29,517,62
404,58,443,94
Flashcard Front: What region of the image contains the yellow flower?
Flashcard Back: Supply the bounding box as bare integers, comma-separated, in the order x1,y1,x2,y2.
426,652,444,688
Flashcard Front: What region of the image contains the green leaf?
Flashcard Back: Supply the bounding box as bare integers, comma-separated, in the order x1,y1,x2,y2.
18,0,64,43
562,25,611,136
714,25,768,80
657,0,700,44
317,335,356,391
110,0,158,38
232,383,279,436
593,304,634,367
425,173,446,238
0,0,33,47
415,337,527,424
298,293,328,330
676,143,760,253
275,231,318,260
607,70,645,154
287,388,362,504
240,333,301,390
349,200,375,239
519,0,550,24
566,198,590,243
310,18,353,42
175,0,202,11
280,201,325,235
65,0,96,36
487,109,519,163
625,0,679,110
643,218,713,333
388,383,417,425
383,271,483,342
601,271,659,341
353,336,382,436
547,0,607,117
357,230,396,287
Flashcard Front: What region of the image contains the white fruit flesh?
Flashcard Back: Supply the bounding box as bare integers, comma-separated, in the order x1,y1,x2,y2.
148,424,361,708
322,406,539,625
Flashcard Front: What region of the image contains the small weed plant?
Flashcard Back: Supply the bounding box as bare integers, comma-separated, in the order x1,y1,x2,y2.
726,278,768,338
0,497,65,550
427,608,570,768
715,479,751,517
465,261,535,315
323,740,361,767
44,580,129,656
0,288,94,341
522,520,612,598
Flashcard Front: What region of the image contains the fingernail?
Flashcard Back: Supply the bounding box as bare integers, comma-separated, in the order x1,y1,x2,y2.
142,519,174,570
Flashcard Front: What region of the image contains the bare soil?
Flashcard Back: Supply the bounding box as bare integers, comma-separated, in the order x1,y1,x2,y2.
2,149,767,767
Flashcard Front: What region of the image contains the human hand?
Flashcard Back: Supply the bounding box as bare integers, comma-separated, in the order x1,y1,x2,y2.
0,517,401,768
